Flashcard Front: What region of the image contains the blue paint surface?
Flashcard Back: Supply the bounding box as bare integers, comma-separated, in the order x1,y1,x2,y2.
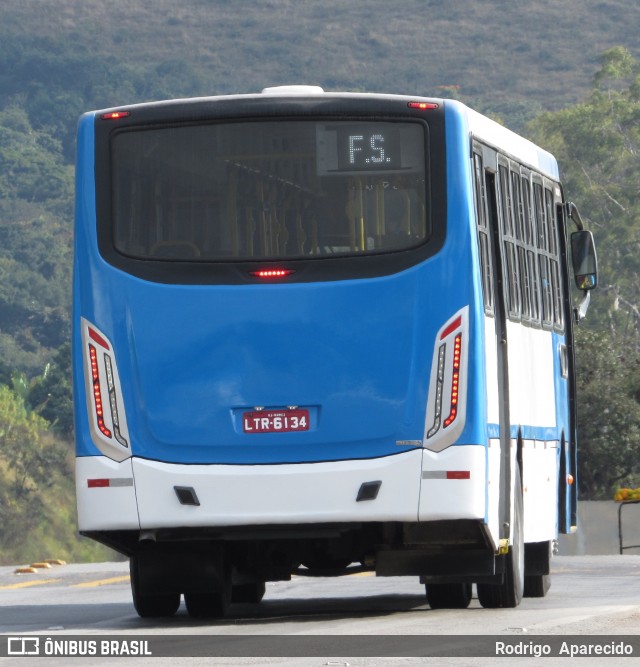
74,104,559,466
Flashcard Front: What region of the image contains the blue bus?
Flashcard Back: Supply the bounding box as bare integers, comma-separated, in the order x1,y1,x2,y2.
73,86,597,616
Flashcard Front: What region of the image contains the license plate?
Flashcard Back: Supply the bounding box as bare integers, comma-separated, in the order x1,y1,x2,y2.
243,409,310,434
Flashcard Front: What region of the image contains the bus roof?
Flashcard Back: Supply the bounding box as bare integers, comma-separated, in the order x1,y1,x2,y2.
91,87,560,180
449,100,560,180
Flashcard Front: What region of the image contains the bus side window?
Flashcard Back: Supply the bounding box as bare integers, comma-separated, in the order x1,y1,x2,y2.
498,163,521,321
473,153,494,314
545,187,565,331
511,168,532,322
521,176,541,325
533,181,554,328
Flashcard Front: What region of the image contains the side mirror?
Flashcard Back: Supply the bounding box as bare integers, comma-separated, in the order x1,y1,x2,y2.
571,230,598,291
570,229,597,321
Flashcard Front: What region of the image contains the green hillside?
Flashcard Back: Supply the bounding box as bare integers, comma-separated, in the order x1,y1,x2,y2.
3,1,640,126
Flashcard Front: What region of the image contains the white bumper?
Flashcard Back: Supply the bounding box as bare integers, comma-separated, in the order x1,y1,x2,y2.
76,450,424,531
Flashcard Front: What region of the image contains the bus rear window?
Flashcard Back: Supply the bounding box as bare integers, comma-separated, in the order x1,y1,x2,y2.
111,120,428,262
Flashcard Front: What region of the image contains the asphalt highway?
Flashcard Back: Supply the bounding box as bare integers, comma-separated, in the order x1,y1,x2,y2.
1,555,639,666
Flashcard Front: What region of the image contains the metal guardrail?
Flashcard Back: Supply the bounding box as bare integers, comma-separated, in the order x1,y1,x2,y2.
617,499,640,554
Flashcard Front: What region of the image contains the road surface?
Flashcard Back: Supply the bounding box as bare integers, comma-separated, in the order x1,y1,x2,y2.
1,555,639,665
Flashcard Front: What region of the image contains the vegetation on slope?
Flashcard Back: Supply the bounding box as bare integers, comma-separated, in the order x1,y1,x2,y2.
529,46,640,498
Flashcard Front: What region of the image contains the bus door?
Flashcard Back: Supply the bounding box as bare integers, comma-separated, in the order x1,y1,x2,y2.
554,194,578,534
474,144,513,549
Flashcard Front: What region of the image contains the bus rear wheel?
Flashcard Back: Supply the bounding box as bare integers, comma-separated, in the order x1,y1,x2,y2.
184,590,229,618
523,540,552,597
232,581,266,604
425,583,472,609
129,557,180,618
523,573,551,597
184,571,232,618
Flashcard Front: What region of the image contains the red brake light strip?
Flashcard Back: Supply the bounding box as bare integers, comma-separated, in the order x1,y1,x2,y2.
100,111,131,120
88,327,110,350
443,334,462,428
89,344,112,439
408,102,439,110
250,269,295,279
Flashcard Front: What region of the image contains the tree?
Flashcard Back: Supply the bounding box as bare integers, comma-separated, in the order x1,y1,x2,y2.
528,47,640,345
574,329,640,498
0,384,66,550
0,106,73,378
528,47,640,498
27,343,74,435
0,107,72,204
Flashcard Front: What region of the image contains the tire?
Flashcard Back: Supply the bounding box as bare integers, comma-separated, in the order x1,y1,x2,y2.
425,583,472,609
477,467,524,609
184,591,228,618
523,573,551,597
184,572,232,618
129,557,180,618
523,540,552,598
232,581,266,604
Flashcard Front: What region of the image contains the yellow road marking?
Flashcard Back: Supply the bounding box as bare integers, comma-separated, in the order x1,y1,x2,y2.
0,579,60,590
71,575,130,588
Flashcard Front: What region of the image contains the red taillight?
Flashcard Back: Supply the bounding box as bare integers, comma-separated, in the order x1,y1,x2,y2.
425,307,468,451
250,269,295,279
87,479,110,488
408,102,439,110
446,471,470,480
87,477,133,488
100,111,131,120
88,327,110,350
440,315,462,341
443,334,462,428
83,319,131,460
89,344,112,439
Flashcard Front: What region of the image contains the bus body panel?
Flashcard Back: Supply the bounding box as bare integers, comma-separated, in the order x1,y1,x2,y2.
486,438,502,550
75,257,486,465
76,456,139,531
131,450,423,529
418,445,487,521
74,106,484,467
114,272,430,463
551,329,571,442
480,269,565,546
505,322,557,437
521,439,560,543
